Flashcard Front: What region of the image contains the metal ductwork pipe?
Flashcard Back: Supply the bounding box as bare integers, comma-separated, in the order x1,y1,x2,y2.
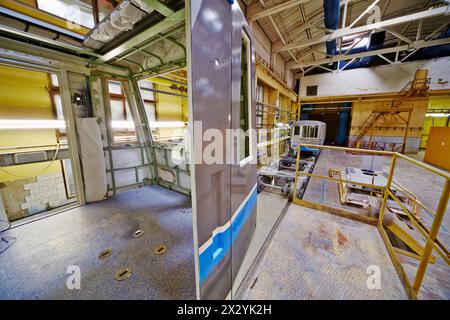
323,0,340,58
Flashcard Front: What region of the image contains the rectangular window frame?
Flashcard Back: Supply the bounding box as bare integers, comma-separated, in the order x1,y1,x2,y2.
36,0,96,29
239,30,254,168
106,79,139,145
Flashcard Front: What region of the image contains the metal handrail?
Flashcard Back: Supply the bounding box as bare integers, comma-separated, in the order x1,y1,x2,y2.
293,143,450,299
387,189,449,265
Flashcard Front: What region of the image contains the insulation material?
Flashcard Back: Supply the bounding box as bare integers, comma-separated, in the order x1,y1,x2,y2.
142,33,186,69
83,0,154,49
76,118,107,202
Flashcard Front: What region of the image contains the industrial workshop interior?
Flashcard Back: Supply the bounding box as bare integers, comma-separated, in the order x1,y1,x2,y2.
0,0,449,303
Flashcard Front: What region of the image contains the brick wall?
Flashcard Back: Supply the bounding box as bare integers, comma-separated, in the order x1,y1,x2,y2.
0,172,72,222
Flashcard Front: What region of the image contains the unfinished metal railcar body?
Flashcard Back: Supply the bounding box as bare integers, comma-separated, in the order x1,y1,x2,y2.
291,120,327,148
0,0,256,300
188,0,257,299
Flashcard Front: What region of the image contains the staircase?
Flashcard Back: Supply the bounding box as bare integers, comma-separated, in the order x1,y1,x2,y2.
349,71,430,149
348,108,411,148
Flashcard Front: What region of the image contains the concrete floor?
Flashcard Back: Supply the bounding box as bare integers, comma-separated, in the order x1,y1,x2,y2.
1,150,447,300
304,149,450,236
243,205,408,300
302,149,389,217
250,149,449,300
391,156,450,299
232,190,288,296
0,185,195,300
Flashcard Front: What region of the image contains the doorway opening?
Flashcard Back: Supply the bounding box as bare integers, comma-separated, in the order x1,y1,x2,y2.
300,103,352,146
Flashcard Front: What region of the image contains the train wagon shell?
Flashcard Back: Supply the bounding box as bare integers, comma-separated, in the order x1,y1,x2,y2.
290,120,327,147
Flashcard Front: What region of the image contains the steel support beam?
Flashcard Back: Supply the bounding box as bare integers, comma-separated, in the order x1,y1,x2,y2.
348,0,380,28
384,28,413,44
276,5,450,53
95,9,185,63
290,37,450,69
248,0,311,21
0,25,99,58
142,0,174,17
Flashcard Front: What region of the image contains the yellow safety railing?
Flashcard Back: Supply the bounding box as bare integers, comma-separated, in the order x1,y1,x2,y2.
293,143,450,299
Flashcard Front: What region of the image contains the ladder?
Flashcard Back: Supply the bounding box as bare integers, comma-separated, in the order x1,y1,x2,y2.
349,74,429,149
349,108,413,148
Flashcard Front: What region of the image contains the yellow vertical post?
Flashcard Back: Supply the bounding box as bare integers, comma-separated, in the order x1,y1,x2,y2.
412,178,450,295
378,153,397,226
292,143,302,204
401,110,412,154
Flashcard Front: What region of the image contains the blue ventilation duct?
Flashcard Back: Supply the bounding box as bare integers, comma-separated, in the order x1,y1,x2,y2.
322,0,387,71
321,1,449,72
323,0,340,58
408,27,450,61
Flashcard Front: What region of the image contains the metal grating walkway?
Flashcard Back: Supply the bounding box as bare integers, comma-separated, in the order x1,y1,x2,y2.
243,205,408,300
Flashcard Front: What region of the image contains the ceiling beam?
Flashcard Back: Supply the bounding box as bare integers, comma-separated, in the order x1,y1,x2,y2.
141,0,174,17
384,28,413,44
271,0,362,57
248,0,311,21
0,24,99,57
95,8,185,63
275,5,450,53
289,37,450,69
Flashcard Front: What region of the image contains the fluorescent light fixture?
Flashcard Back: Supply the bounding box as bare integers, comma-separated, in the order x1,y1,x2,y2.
426,113,450,117
276,122,285,127
111,121,186,129
0,120,65,129
0,120,187,130
150,121,186,128
111,120,135,129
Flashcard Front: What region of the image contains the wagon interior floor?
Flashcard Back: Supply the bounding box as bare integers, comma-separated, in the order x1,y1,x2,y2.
0,185,195,300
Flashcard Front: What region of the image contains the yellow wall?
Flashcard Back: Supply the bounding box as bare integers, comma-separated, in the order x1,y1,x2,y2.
350,98,428,139
420,95,450,148
428,95,450,110
0,65,61,182
153,82,187,139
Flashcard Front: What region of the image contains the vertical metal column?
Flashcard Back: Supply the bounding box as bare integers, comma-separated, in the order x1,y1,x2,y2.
378,153,397,226
59,69,86,205
129,79,159,183
412,178,450,294
100,76,117,195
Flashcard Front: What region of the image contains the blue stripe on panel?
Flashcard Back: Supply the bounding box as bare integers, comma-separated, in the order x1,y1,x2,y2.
199,187,257,284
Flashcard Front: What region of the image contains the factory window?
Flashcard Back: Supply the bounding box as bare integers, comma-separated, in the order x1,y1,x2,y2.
107,80,138,144
256,82,264,103
306,85,318,96
239,31,252,164
138,80,156,124
36,0,96,29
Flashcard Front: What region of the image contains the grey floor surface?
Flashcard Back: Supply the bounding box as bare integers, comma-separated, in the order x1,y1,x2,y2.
247,149,449,299
243,205,408,300
232,190,288,296
0,185,195,300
